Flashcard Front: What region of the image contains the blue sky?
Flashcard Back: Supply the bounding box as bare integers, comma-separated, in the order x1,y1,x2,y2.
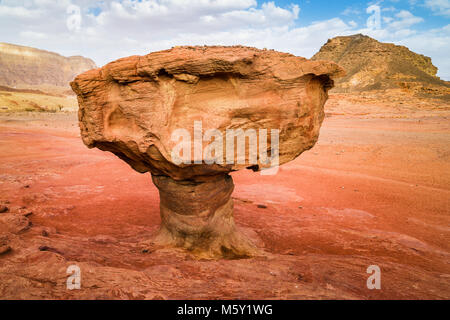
0,0,449,79
294,0,449,27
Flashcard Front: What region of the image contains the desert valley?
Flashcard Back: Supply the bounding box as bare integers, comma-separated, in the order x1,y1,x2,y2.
0,35,449,300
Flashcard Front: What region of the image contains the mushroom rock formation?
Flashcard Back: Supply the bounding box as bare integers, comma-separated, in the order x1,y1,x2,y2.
71,46,344,259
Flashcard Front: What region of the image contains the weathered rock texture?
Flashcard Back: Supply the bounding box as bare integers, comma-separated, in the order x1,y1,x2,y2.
0,42,96,91
71,46,344,258
312,34,450,98
151,174,255,259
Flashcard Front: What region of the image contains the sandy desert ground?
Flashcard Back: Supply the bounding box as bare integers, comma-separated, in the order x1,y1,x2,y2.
0,93,449,299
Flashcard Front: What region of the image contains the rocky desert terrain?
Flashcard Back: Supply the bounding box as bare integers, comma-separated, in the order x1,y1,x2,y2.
0,38,449,300
0,86,78,113
0,43,95,114
312,34,450,99
0,90,448,299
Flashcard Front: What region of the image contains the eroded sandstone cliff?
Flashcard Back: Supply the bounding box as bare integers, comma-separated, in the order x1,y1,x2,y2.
312,34,450,98
0,42,96,91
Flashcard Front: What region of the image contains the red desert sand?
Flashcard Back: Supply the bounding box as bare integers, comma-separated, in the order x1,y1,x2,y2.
0,56,449,299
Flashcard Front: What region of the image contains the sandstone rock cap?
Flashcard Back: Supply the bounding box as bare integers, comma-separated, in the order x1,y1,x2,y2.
71,46,344,181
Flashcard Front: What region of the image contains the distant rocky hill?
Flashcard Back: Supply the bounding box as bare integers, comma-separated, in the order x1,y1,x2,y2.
0,42,96,93
312,34,450,98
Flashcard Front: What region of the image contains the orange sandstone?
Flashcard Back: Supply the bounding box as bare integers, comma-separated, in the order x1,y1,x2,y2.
71,46,344,258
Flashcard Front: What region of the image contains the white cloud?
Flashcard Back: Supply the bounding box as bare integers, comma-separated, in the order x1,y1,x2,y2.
0,3,41,17
0,0,449,80
389,10,423,29
425,0,450,17
356,10,423,40
19,30,48,39
342,7,361,16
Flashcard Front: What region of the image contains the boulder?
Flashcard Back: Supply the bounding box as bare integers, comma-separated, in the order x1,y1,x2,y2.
71,46,344,259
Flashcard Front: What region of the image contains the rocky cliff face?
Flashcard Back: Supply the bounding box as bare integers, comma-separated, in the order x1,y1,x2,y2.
0,42,96,90
312,34,450,97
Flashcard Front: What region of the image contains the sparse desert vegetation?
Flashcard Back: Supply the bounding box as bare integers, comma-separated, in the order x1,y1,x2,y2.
0,87,77,113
